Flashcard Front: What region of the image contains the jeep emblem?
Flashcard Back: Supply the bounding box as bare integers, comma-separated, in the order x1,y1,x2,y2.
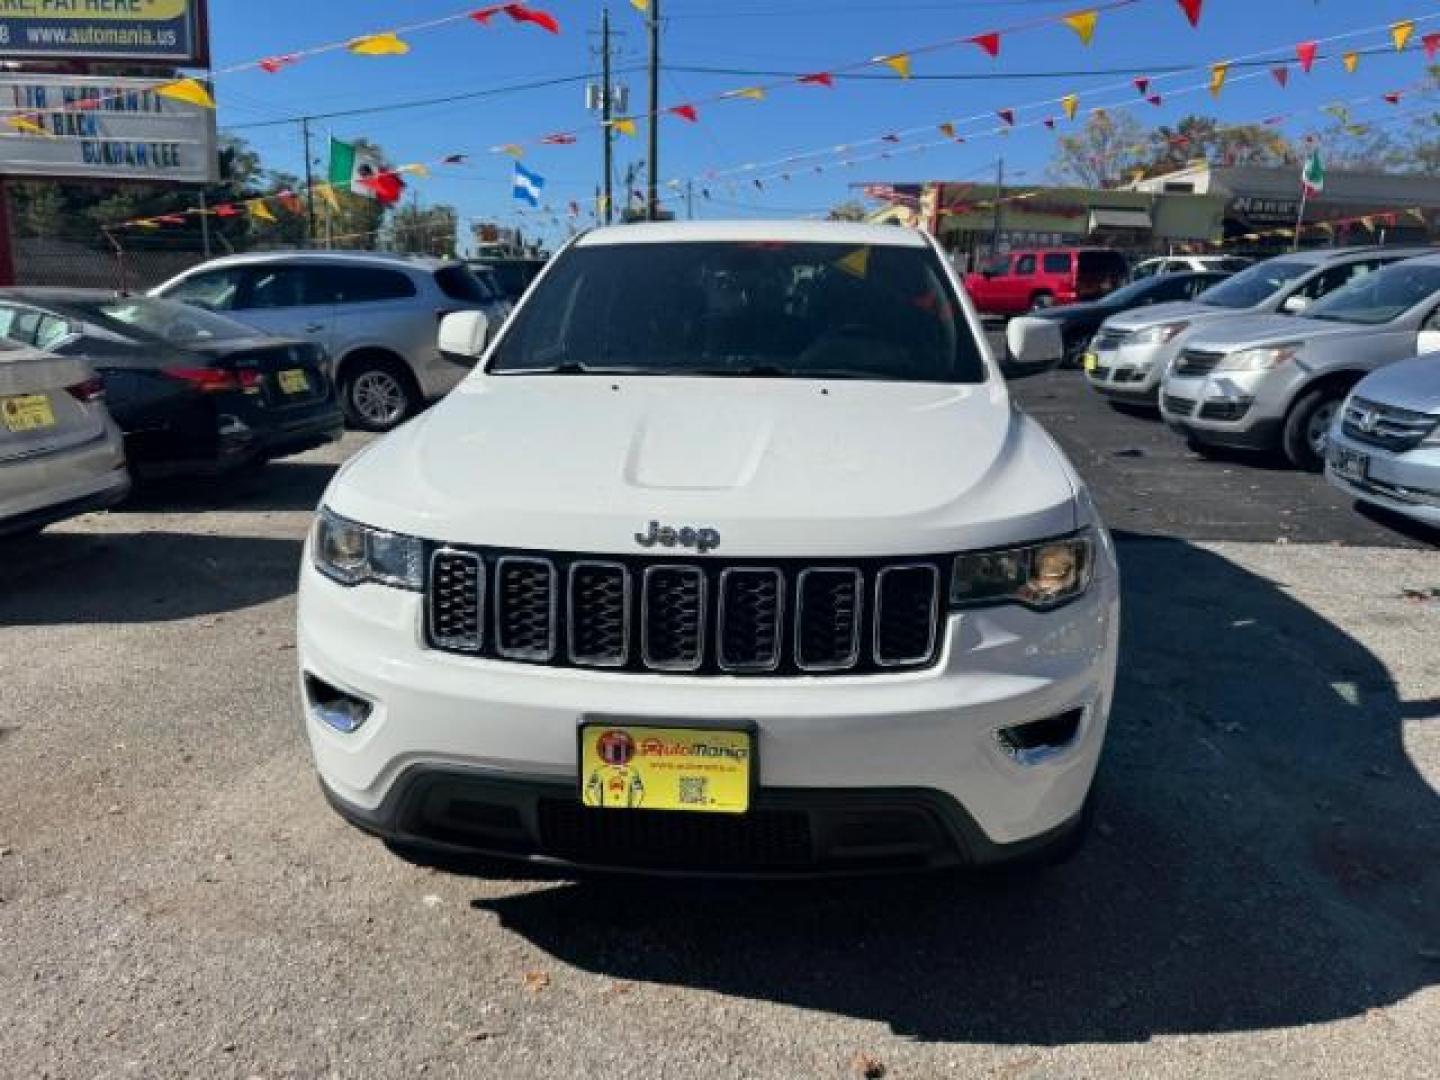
635,520,721,554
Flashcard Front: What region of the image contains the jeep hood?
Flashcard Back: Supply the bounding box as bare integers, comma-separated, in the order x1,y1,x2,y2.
328,376,1080,557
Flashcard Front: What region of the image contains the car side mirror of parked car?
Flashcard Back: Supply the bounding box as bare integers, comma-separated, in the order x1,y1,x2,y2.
1282,295,1310,314
439,311,491,364
1005,315,1064,368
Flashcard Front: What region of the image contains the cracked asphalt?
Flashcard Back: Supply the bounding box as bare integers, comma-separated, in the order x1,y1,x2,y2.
1,369,1436,1079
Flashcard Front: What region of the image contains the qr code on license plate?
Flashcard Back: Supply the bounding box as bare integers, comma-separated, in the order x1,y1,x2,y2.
678,776,709,806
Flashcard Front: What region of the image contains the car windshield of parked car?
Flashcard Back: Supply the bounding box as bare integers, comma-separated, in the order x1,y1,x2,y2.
1304,263,1440,325
1196,259,1310,309
488,240,986,383
1102,276,1179,307
84,298,253,344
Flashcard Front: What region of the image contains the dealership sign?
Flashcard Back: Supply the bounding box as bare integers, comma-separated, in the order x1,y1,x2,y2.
0,0,205,64
0,73,216,182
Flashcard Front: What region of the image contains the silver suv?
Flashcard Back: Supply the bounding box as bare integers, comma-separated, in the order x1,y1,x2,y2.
153,252,509,431
1085,247,1430,405
1162,254,1440,470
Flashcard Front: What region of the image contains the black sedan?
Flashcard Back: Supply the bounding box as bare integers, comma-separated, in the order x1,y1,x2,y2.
1005,270,1231,369
0,289,343,479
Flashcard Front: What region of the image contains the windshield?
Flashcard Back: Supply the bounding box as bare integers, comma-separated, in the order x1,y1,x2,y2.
1197,259,1311,309
487,240,986,383
1103,277,1175,306
83,297,253,345
1306,263,1440,325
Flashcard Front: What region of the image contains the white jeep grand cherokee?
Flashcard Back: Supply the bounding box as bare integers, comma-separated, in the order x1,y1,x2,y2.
298,222,1119,875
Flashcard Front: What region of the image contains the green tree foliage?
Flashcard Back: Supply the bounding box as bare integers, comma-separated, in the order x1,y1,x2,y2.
388,202,460,257
826,200,869,222
1146,116,1295,172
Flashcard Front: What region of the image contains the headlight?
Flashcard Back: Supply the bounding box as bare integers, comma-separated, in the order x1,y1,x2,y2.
313,507,423,590
1216,342,1303,372
950,533,1095,611
1130,321,1190,346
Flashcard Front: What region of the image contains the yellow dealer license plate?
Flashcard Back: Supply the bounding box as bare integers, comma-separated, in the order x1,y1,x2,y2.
278,369,309,394
1,394,56,432
1082,352,1099,372
579,724,753,814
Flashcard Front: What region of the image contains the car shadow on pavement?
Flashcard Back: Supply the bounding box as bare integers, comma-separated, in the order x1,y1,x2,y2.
0,529,302,625
467,535,1439,1045
122,461,338,516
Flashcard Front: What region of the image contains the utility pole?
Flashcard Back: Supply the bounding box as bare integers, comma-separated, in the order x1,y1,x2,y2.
686,179,695,221
990,157,1004,258
198,190,212,259
645,0,661,220
301,116,316,247
601,7,614,225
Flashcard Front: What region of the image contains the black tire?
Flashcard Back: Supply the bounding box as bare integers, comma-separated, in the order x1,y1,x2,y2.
340,355,419,432
1185,436,1223,459
1029,291,1056,312
1282,385,1345,471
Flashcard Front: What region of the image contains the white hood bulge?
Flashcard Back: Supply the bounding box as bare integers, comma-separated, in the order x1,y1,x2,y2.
329,376,1080,557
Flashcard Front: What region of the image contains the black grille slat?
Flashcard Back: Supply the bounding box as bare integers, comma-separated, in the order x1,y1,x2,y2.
796,569,863,672
426,550,945,677
428,551,484,652
643,566,706,671
719,569,783,671
1162,393,1195,417
1174,349,1224,377
568,562,629,666
495,557,556,660
538,800,813,869
875,566,940,666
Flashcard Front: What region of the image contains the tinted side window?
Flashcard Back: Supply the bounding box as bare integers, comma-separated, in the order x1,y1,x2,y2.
1185,275,1220,298
1297,260,1380,301
0,305,42,345
1151,275,1198,301
242,266,310,310
1013,254,1037,276
35,314,72,350
1042,253,1071,274
320,266,418,304
434,265,493,303
163,268,245,311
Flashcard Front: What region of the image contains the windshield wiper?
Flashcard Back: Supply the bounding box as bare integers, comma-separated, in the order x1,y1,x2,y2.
690,365,868,379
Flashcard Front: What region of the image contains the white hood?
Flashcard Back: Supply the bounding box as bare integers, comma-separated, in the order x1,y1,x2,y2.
1103,300,1235,333
328,376,1080,557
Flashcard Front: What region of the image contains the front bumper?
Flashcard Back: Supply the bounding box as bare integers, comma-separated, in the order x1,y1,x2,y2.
1083,341,1167,400
1160,368,1298,450
1326,427,1440,528
298,546,1120,872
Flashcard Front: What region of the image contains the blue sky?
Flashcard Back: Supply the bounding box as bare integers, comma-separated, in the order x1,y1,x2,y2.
209,0,1440,246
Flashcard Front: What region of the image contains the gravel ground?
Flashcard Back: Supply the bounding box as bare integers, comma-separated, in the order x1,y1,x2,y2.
2,378,1437,1078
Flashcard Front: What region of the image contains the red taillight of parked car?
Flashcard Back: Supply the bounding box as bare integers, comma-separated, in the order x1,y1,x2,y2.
164,367,263,394
65,376,106,403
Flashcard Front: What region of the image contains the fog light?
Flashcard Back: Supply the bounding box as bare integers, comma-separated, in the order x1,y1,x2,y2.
305,674,373,733
996,708,1084,765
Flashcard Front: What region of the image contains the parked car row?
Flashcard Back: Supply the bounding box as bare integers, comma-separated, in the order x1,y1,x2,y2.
1005,245,1440,534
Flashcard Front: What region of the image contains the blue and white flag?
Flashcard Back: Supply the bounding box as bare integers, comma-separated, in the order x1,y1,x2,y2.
513,162,546,207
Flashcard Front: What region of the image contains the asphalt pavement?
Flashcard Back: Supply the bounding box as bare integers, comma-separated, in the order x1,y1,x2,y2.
1,378,1437,1078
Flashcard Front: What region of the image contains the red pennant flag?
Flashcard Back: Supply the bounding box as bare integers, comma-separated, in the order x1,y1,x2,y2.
799,72,834,88
442,154,467,164
1147,94,1163,107
1424,33,1440,60
259,53,300,73
212,203,240,218
1175,0,1203,27
669,104,699,122
1271,65,1289,87
1262,115,1285,126
155,214,187,225
1296,41,1318,72
502,4,560,34
997,109,1015,126
541,132,577,144
969,32,1001,58
357,170,405,206
882,133,900,143
1383,91,1402,105
1133,77,1150,96
469,6,501,24
1042,117,1056,129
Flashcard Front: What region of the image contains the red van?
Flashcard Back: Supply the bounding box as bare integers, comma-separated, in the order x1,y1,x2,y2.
964,248,1129,316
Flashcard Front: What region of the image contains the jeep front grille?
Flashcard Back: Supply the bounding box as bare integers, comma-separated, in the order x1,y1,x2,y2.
426,548,946,677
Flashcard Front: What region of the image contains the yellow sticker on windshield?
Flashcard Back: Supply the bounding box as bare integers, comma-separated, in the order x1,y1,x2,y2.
835,246,871,279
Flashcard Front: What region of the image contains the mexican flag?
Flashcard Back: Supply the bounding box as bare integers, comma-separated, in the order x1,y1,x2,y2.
328,137,405,205
1301,147,1326,196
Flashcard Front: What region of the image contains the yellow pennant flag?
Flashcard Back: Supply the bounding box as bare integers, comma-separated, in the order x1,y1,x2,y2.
880,53,912,79
1343,51,1359,73
248,200,276,223
499,144,524,159
630,0,649,11
1360,215,1376,231
7,115,51,137
612,117,638,136
401,163,430,178
1209,62,1229,98
1391,20,1415,51
1063,10,1099,46
727,86,765,101
1061,93,1079,120
938,122,956,139
1316,222,1336,236
1131,168,1146,184
835,247,871,279
316,184,342,212
348,32,410,56
157,78,215,109
133,219,160,230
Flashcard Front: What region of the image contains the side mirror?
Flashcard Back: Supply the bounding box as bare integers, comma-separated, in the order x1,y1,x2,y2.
1281,295,1310,314
1005,315,1064,367
1417,328,1440,356
439,310,491,363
